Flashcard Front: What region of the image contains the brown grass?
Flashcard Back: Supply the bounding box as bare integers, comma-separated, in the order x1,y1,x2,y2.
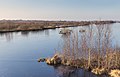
0,20,116,32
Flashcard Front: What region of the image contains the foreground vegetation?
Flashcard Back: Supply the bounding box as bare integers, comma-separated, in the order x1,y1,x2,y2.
38,23,120,77
59,24,120,76
0,20,116,32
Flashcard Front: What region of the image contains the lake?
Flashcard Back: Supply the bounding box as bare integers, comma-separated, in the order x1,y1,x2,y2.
0,23,120,77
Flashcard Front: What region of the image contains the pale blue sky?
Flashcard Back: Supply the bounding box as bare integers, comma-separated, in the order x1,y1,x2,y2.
0,0,120,20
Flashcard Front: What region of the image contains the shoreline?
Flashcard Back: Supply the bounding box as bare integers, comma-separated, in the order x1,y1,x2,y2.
38,53,120,77
0,20,117,33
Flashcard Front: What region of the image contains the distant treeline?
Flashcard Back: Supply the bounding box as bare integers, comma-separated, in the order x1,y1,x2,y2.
0,20,116,32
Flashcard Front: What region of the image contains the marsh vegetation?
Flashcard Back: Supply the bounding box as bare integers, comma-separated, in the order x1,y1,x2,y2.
60,24,120,75
42,23,120,76
0,20,116,33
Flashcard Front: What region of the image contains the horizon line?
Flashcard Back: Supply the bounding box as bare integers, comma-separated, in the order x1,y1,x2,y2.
0,19,119,22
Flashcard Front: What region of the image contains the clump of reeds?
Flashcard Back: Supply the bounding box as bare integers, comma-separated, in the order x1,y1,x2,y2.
60,24,120,75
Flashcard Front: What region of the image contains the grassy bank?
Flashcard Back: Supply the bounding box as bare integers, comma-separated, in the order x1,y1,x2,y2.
0,20,116,33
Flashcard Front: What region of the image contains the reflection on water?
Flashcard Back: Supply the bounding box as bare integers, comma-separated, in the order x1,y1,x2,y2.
45,30,50,36
21,31,29,37
54,66,106,77
30,30,44,35
0,33,13,42
0,29,54,42
61,34,71,39
54,66,77,77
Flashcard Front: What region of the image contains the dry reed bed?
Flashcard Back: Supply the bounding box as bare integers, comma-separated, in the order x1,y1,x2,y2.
0,20,116,32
